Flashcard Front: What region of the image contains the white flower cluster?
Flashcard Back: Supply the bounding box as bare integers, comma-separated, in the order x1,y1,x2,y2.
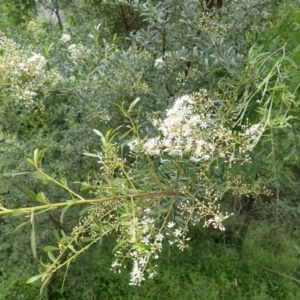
179,187,234,232
60,33,71,43
154,52,170,69
203,214,230,231
67,43,89,60
154,57,164,69
111,214,163,285
140,90,263,165
240,123,264,148
110,209,191,285
0,32,61,102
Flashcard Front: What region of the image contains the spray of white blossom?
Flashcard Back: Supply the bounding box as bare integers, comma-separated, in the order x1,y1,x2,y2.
0,31,61,102
133,90,264,166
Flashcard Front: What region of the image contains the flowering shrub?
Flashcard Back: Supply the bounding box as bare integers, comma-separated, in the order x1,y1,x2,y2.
0,90,267,288
0,0,298,295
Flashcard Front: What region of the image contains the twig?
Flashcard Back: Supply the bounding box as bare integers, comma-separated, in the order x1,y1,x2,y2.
262,267,300,284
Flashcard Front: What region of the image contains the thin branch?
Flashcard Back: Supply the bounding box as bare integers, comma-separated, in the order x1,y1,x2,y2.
0,190,176,216
262,267,300,284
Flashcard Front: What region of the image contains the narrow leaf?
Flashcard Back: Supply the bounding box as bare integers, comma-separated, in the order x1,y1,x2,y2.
40,276,51,294
60,204,72,224
136,243,151,250
60,236,73,244
31,211,37,259
33,149,39,165
112,239,126,253
36,192,48,204
53,229,60,242
83,152,99,157
93,129,104,138
13,221,30,232
47,251,56,263
129,97,140,111
79,206,92,216
61,260,71,293
26,274,42,284
68,245,77,253
43,246,60,252
81,237,95,243
26,158,35,167
28,190,37,201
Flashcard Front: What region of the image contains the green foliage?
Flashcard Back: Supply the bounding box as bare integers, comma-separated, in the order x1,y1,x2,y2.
5,230,298,300
1,0,300,298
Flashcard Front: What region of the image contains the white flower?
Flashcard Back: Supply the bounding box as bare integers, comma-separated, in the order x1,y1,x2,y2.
67,43,88,59
111,260,121,268
128,139,140,151
60,34,71,43
154,57,164,69
155,233,164,242
148,271,157,279
27,53,45,70
68,44,77,54
141,235,150,245
174,229,182,237
167,221,175,228
129,260,145,285
143,137,161,156
154,52,171,69
138,257,148,267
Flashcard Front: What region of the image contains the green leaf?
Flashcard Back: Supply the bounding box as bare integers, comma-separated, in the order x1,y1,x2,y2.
33,149,39,165
47,251,56,263
26,158,35,167
104,224,113,231
120,130,133,140
79,205,92,216
60,236,73,244
93,129,104,138
129,97,140,111
26,274,43,284
40,276,51,294
33,148,47,165
13,221,30,232
112,101,127,116
60,177,68,187
136,243,151,250
68,245,77,253
83,152,99,157
81,237,95,243
112,239,126,253
11,171,32,176
62,260,71,292
34,172,52,184
36,192,48,204
28,190,37,201
60,203,72,224
117,206,127,214
43,246,60,252
31,212,37,259
80,183,92,191
53,229,60,242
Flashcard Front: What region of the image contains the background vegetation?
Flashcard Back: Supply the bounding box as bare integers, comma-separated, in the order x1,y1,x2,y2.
1,0,300,299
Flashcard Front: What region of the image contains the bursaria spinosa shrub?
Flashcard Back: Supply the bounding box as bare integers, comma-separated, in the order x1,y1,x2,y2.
1,0,299,296
0,1,283,289
0,89,268,288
